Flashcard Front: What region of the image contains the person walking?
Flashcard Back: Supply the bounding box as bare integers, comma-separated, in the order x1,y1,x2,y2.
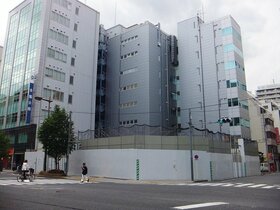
81,162,89,183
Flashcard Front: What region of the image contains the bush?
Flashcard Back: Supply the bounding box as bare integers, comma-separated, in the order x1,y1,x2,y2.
39,169,66,177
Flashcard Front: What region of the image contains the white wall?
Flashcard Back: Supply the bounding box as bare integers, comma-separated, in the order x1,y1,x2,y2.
245,155,261,176
68,149,259,181
210,153,233,180
26,149,260,180
25,151,44,173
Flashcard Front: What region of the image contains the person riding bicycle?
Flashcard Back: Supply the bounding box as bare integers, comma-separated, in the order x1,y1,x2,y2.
21,160,29,180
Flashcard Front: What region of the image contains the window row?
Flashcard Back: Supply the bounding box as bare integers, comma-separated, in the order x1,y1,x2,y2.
120,101,137,109
121,51,138,60
228,98,238,107
49,29,69,45
51,11,70,27
120,83,138,91
227,98,248,110
47,48,67,63
222,26,241,41
43,88,64,102
45,67,66,82
226,80,247,91
223,43,243,57
120,67,138,75
119,119,138,126
53,0,72,10
121,35,138,44
224,60,244,71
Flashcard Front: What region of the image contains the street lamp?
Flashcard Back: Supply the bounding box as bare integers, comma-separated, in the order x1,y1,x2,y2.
35,96,53,171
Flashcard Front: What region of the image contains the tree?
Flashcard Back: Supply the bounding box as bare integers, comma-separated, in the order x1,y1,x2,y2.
0,130,10,159
38,105,75,170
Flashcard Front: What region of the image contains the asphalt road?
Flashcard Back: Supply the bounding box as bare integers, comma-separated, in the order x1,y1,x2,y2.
0,171,279,210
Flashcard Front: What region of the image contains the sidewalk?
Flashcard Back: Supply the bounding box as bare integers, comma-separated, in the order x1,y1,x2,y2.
65,174,194,185
1,169,199,185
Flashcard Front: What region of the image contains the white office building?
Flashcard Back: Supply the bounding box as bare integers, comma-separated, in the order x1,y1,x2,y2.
0,0,99,164
177,15,250,139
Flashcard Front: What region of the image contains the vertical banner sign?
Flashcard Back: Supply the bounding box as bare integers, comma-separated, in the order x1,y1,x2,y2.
26,81,34,124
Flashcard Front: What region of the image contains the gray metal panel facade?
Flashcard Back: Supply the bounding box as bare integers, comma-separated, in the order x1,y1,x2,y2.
104,22,177,131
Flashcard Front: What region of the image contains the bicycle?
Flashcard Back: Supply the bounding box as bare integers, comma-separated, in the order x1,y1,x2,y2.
16,168,35,182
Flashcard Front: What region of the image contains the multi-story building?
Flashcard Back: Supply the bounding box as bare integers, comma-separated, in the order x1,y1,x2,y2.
256,84,280,105
0,46,3,68
95,25,107,134
177,15,250,139
0,0,99,165
96,22,178,135
248,92,279,171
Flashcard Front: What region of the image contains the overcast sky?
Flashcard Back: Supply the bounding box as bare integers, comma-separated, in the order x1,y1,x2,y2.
0,0,279,93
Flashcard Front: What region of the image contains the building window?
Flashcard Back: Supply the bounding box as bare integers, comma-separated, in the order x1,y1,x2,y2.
75,7,79,15
68,95,73,104
51,11,70,27
228,98,239,107
45,67,66,82
120,83,138,91
47,48,67,63
18,133,28,143
230,117,240,126
53,90,64,102
71,57,75,66
49,29,69,45
74,23,78,32
120,101,137,109
120,68,138,75
72,40,76,49
69,75,74,85
43,88,64,102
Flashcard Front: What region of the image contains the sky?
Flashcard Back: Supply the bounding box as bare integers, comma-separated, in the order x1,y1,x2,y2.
0,0,279,93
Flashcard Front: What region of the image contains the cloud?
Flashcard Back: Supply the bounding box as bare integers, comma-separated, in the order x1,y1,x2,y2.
1,0,280,92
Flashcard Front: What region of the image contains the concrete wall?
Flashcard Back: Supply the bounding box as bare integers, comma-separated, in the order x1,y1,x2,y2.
25,148,259,180
66,149,259,181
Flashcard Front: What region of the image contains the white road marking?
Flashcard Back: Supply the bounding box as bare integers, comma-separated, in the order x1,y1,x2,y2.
248,184,267,188
221,183,235,187
262,185,275,189
234,183,254,187
173,202,229,209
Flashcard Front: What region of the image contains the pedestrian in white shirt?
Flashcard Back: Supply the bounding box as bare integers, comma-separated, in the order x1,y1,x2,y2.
21,160,29,179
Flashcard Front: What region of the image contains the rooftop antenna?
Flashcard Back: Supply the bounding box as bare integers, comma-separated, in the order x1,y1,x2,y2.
114,0,117,25
201,2,205,21
197,2,205,21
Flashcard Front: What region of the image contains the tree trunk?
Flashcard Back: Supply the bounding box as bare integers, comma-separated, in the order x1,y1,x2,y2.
55,158,59,170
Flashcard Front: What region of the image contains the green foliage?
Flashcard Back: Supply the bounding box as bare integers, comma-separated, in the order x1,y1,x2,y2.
38,105,75,169
258,152,264,163
0,131,10,159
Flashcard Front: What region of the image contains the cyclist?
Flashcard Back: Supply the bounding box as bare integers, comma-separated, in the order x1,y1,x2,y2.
21,160,29,180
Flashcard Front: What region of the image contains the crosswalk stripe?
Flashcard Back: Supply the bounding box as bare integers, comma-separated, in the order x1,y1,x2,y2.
221,183,235,187
262,186,275,189
173,202,229,209
234,183,254,187
248,184,267,188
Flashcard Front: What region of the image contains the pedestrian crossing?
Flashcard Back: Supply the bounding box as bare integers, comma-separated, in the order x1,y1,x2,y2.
0,178,88,186
165,182,280,190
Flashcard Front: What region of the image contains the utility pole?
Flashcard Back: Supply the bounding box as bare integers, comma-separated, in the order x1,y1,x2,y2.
189,108,194,181
65,111,72,175
35,96,52,171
